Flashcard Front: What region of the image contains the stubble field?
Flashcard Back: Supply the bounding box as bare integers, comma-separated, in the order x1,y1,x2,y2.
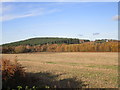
2,52,118,88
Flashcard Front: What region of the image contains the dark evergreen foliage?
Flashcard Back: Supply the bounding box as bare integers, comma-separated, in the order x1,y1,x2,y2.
2,37,80,47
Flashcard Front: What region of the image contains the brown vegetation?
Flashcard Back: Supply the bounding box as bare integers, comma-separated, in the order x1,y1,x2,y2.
2,42,120,53
1,57,26,88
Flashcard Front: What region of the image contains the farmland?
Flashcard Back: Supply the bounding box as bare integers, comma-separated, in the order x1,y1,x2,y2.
2,52,118,88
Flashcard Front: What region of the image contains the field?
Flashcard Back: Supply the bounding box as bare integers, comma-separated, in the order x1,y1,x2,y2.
2,52,118,88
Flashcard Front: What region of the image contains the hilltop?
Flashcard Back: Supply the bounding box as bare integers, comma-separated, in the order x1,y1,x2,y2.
2,37,90,46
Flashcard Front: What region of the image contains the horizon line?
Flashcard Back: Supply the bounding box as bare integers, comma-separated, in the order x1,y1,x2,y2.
1,36,119,45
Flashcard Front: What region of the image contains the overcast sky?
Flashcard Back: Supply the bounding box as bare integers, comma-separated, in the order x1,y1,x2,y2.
1,2,119,44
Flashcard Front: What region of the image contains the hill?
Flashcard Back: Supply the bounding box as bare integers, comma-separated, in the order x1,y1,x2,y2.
2,37,82,46
1,38,119,53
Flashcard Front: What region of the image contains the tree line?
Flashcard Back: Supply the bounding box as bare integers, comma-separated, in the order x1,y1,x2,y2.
1,42,119,53
2,38,80,47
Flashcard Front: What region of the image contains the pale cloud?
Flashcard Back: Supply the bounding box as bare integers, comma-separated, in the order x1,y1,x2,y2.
1,0,15,2
0,3,2,15
0,3,59,21
93,33,100,36
112,15,120,21
1,12,38,21
78,34,83,36
1,4,13,16
1,0,119,2
1,9,58,21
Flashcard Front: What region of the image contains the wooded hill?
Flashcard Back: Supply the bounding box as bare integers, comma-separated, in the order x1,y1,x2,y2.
1,37,119,53
2,37,85,47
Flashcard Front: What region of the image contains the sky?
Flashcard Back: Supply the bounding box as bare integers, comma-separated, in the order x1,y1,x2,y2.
1,0,119,2
1,2,119,44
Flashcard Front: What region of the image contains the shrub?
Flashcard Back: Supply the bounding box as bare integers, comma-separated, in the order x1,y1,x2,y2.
2,46,15,53
14,46,26,53
1,57,26,89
